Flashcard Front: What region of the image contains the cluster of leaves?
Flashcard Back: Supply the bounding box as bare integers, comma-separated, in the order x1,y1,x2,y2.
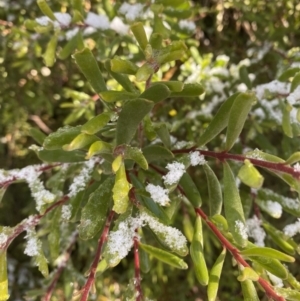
1,0,300,301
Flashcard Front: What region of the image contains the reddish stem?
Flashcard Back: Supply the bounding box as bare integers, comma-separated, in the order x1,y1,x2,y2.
42,231,78,301
195,207,285,301
134,234,142,301
173,148,300,180
80,210,115,301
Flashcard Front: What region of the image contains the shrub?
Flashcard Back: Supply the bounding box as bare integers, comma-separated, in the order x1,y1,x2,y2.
1,1,300,301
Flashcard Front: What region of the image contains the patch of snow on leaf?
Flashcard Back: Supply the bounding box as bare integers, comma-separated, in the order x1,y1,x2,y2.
235,220,248,240
246,215,266,246
283,219,300,237
24,230,40,257
189,151,206,166
162,162,185,185
110,17,129,35
178,20,196,32
145,184,170,206
119,3,144,21
84,12,110,30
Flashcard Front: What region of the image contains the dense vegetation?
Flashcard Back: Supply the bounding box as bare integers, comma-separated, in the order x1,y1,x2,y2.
1,1,300,300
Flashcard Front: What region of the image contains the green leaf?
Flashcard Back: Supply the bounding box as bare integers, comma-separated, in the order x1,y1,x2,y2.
149,33,163,49
182,214,194,242
241,247,295,262
198,93,239,146
79,177,114,240
237,159,264,189
0,188,6,204
142,145,174,163
38,149,86,163
240,279,259,301
63,133,99,151
156,0,185,7
43,125,82,150
170,83,204,98
86,141,112,159
285,152,300,165
223,161,247,247
43,35,57,67
153,16,170,38
252,256,288,279
58,33,79,60
136,63,155,82
139,243,188,269
130,23,148,51
207,249,226,301
152,81,184,92
104,60,137,93
48,209,61,261
157,50,186,65
99,91,138,102
37,0,55,20
110,56,138,75
112,162,131,214
282,103,293,138
225,92,256,151
28,128,46,145
73,48,107,93
81,112,112,135
140,84,170,103
239,66,252,89
245,149,285,163
116,98,154,145
154,123,171,149
143,115,157,141
124,145,148,170
290,72,300,92
190,216,208,285
237,267,259,282
0,251,9,301
278,67,300,82
275,288,300,301
203,164,223,216
179,173,202,207
263,223,295,255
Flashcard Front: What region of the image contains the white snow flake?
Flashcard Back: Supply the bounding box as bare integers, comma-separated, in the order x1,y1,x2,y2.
162,162,185,185
84,12,110,30
119,3,144,21
145,184,170,206
235,220,248,240
189,151,206,166
283,219,300,238
246,215,266,246
179,20,196,32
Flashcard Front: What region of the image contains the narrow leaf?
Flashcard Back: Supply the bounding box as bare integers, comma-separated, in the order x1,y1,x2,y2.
100,91,137,102
152,81,184,92
130,23,148,50
142,145,174,163
79,177,114,240
110,56,138,75
170,83,204,97
28,128,46,145
223,161,247,247
198,93,239,146
37,0,55,20
241,247,295,262
38,149,86,163
116,98,154,145
86,141,112,159
124,146,148,170
136,63,155,82
139,243,188,269
154,123,171,149
140,84,170,103
290,72,300,92
240,279,260,301
238,159,264,189
278,67,300,82
0,251,9,301
203,164,222,216
207,249,226,301
190,216,208,285
73,48,107,93
63,133,99,151
251,257,288,279
179,173,202,208
81,112,112,135
285,152,300,165
43,35,57,67
225,92,256,151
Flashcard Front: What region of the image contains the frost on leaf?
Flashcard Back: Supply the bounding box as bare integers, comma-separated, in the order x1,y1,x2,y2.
145,184,170,206
235,220,248,240
61,204,72,221
162,162,185,185
24,230,40,257
189,151,206,166
246,215,266,247
283,219,300,238
68,158,97,198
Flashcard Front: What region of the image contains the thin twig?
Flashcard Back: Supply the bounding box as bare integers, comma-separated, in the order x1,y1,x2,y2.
195,207,285,301
42,231,78,301
134,233,142,301
80,210,115,301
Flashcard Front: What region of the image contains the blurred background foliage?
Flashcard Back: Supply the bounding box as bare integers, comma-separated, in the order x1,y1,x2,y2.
1,0,300,300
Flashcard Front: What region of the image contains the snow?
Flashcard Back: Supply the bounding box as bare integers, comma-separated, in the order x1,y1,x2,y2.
235,220,248,240
84,12,110,30
255,80,290,99
189,151,206,166
283,218,300,237
65,27,79,40
287,85,300,105
293,163,300,172
119,3,144,21
54,12,71,27
162,162,185,185
267,272,284,288
145,184,170,206
24,230,39,257
68,158,97,198
179,20,196,32
110,17,129,35
246,215,266,246
0,233,8,247
61,204,72,220
35,16,51,26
